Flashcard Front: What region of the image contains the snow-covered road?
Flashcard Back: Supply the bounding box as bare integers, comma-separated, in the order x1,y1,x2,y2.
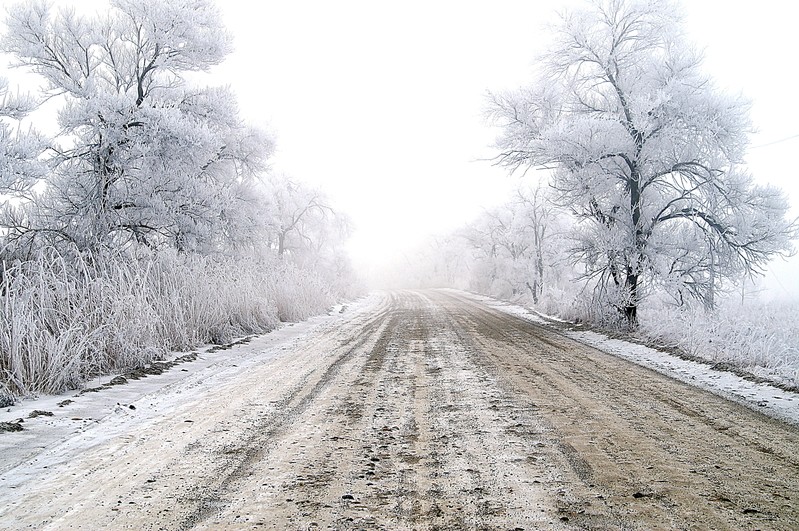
1,290,798,529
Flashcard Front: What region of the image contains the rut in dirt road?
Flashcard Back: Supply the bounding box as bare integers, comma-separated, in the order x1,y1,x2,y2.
201,291,572,530
1,290,798,530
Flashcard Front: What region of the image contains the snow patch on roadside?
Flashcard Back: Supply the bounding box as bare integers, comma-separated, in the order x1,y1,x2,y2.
566,330,799,427
0,293,382,476
455,290,799,428
454,291,550,325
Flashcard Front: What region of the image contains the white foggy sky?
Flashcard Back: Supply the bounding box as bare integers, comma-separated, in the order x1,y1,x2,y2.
209,0,799,296
210,0,799,294
2,0,798,295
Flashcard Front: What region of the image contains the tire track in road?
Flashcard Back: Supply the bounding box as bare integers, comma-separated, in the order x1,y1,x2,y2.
179,300,395,529
432,289,799,530
4,289,798,530
202,291,576,530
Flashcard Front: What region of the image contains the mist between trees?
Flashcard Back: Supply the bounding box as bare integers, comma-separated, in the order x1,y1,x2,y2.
387,0,798,389
0,0,359,398
1,0,797,399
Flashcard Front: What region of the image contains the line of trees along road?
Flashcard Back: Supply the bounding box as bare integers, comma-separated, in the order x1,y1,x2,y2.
0,0,357,399
487,0,796,327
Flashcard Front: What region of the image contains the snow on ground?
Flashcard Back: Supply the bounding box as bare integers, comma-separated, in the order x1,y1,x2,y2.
2,286,797,484
459,290,799,428
0,294,381,477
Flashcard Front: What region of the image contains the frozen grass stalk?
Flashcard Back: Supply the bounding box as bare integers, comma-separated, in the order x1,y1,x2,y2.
0,249,337,397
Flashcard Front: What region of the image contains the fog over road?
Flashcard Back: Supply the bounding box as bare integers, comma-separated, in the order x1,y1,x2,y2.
2,290,798,530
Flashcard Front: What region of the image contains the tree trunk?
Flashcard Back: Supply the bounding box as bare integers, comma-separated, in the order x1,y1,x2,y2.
277,232,286,258
627,162,643,328
705,249,716,312
536,248,544,301
624,271,638,327
526,281,539,305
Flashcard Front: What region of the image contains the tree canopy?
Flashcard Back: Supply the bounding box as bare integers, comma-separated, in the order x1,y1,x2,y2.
490,0,796,325
1,0,271,255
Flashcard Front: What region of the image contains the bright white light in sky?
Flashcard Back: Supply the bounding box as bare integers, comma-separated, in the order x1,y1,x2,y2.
207,0,799,294
1,0,797,296
209,1,549,273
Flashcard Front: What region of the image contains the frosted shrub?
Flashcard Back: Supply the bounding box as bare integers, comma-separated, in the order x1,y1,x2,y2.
639,299,799,388
0,251,126,395
268,264,336,322
0,249,338,397
535,280,631,329
518,275,798,387
145,253,282,348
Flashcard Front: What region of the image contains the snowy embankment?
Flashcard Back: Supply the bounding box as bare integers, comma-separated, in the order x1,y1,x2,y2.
0,295,377,475
0,250,341,401
458,290,799,427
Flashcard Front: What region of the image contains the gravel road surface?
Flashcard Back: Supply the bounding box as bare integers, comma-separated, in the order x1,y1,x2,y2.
2,290,797,530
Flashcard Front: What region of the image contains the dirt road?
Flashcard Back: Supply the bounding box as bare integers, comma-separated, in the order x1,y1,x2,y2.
2,290,798,530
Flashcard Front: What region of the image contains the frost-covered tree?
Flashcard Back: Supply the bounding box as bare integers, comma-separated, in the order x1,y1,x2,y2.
262,174,337,260
514,184,553,303
462,184,558,302
1,0,272,255
490,0,796,326
257,173,359,294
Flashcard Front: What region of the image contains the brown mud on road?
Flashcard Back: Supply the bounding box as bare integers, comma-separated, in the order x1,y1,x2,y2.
1,290,798,530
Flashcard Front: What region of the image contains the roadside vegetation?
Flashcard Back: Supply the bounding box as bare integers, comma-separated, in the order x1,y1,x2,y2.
403,224,799,389
0,0,358,399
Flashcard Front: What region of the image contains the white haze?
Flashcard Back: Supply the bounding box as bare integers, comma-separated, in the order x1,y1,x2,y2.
209,0,799,298
1,0,797,297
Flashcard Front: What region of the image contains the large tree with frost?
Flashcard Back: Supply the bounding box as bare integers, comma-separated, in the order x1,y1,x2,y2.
490,0,796,325
1,0,271,255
